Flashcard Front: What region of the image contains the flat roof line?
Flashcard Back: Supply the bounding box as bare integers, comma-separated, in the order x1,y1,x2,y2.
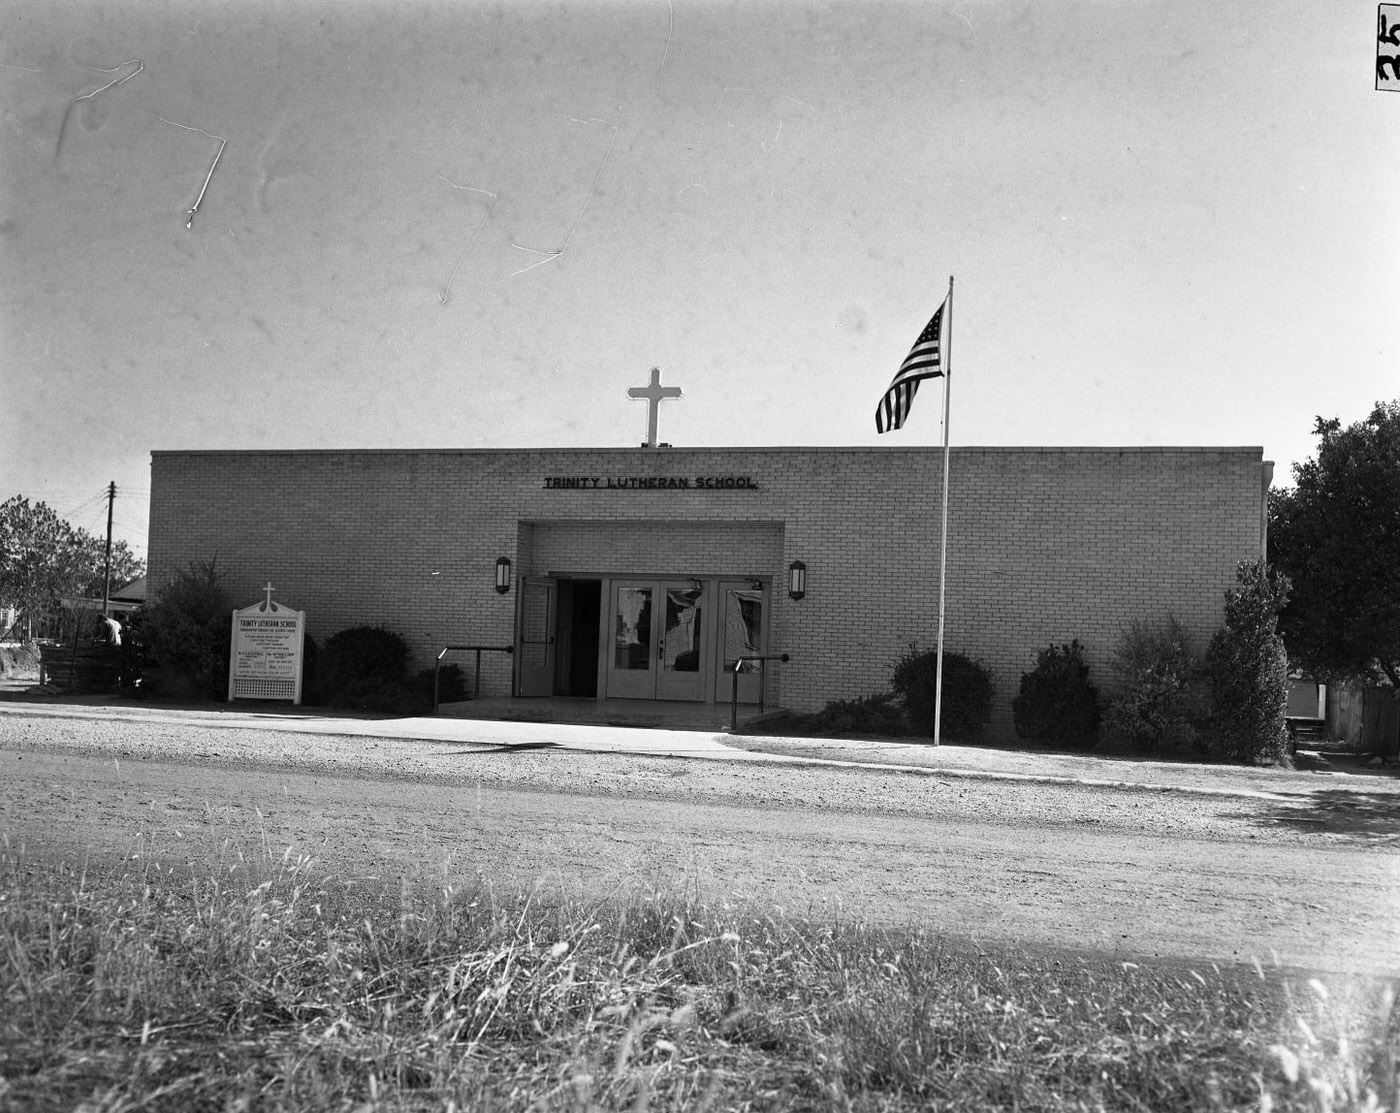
150,445,1266,458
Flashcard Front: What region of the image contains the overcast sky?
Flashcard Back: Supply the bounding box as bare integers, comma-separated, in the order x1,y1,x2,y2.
3,0,1397,559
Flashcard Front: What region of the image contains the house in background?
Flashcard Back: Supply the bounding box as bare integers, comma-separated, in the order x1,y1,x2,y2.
60,575,147,616
1286,675,1327,720
110,576,146,609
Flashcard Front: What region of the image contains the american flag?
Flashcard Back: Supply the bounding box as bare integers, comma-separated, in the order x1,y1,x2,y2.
876,301,946,434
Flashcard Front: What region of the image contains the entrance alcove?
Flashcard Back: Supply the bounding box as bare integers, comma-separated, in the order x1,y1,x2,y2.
515,519,783,705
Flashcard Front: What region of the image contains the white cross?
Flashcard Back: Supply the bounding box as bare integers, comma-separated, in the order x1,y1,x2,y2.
262,582,276,611
627,366,682,447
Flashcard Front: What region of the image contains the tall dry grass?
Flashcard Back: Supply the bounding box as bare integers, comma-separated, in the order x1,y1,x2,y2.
1,836,1395,1111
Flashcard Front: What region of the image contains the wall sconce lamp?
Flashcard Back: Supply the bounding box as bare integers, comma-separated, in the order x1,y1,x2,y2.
750,579,763,592
495,556,512,595
788,560,807,601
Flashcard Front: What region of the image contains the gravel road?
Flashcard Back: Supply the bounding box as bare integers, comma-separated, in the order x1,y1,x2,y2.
2,706,1397,973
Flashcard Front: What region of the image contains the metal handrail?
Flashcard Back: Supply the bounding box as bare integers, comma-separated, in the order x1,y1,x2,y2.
730,653,790,730
434,644,514,713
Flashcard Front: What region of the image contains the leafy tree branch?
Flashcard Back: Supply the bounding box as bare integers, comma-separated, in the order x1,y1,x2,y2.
1268,400,1400,690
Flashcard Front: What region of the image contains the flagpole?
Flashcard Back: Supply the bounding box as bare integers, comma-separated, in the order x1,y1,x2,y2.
932,275,953,746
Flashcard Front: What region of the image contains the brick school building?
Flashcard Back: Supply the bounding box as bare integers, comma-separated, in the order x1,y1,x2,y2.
146,445,1271,736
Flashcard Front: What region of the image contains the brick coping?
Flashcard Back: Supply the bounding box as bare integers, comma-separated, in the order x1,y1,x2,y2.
152,445,1266,459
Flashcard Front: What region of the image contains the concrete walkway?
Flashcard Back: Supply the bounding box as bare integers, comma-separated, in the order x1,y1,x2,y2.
2,691,1396,802
0,697,762,760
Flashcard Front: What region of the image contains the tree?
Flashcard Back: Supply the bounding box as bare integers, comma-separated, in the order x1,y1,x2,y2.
1268,401,1400,689
0,495,146,638
73,533,144,600
1205,561,1292,765
0,497,85,635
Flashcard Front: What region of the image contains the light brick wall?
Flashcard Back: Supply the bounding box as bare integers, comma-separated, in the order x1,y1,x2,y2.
934,448,1265,736
148,446,1266,736
526,520,783,581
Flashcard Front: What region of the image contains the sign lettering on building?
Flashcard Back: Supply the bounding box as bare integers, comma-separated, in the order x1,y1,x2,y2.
542,476,759,490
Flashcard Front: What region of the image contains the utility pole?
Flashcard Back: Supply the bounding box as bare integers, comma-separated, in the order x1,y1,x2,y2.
101,481,115,618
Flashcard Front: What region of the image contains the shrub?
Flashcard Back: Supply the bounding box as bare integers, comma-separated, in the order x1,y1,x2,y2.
321,625,408,690
1204,561,1292,765
415,663,467,705
782,692,909,737
1103,616,1202,754
299,634,322,705
333,675,425,714
138,560,231,700
1012,640,1101,749
891,645,993,742
320,626,425,714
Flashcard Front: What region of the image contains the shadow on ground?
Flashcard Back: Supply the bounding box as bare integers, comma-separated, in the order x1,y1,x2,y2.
447,741,561,755
1226,789,1400,843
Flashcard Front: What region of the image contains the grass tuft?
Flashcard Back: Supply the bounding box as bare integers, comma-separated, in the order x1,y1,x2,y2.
1,841,1395,1111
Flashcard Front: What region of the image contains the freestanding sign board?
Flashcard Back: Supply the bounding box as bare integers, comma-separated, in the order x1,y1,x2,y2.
228,584,305,704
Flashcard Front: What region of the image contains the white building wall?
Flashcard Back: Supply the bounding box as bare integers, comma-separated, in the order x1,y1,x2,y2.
148,445,1267,737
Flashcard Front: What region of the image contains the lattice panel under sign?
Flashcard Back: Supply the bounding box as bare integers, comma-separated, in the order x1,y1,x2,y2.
233,677,298,700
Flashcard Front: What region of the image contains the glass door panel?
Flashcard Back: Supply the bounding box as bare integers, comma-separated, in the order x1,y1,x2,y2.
604,580,710,701
718,583,765,705
606,583,656,698
658,585,704,700
613,587,652,670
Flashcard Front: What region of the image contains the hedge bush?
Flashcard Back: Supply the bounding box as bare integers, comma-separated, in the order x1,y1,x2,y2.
891,645,993,742
1012,640,1101,749
417,663,468,705
320,626,425,714
1205,561,1292,765
780,692,910,737
299,634,322,705
137,560,231,700
1103,616,1202,754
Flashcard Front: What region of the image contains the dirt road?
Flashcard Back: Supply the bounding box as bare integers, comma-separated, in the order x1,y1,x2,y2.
2,708,1396,973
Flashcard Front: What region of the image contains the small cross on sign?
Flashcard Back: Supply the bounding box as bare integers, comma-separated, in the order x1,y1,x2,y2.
262,582,276,611
627,366,682,447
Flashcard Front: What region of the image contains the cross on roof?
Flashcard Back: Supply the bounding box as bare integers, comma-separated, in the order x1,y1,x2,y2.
627,366,682,448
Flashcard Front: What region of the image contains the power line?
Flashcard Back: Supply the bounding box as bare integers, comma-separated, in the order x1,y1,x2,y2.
58,491,109,523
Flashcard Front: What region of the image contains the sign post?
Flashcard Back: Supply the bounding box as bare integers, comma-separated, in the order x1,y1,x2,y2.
228,583,305,704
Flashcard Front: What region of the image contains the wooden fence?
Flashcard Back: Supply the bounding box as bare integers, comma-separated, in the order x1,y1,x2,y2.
1328,682,1400,759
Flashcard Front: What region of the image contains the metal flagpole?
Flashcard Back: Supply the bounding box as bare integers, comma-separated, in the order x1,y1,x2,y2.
932,276,953,746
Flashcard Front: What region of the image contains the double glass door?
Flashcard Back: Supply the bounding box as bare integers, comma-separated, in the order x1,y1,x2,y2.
607,580,706,700
521,576,769,704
